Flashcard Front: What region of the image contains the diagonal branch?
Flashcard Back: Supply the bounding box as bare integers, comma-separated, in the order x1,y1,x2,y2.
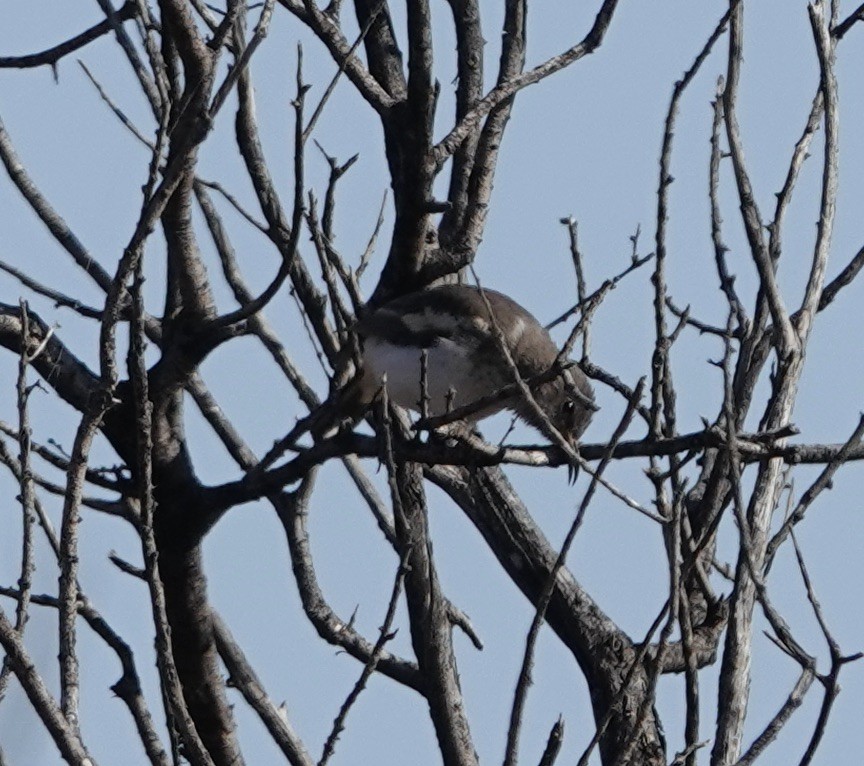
503,379,643,766
832,2,864,38
212,612,314,766
440,0,526,259
0,117,114,293
380,399,478,766
0,1,138,70
278,0,397,112
796,2,840,344
765,414,864,571
721,2,797,356
0,609,96,765
432,0,621,166
318,553,407,766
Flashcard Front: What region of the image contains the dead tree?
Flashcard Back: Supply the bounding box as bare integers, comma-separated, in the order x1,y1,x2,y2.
1,2,863,765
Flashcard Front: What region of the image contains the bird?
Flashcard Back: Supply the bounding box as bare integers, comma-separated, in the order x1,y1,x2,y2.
330,283,596,446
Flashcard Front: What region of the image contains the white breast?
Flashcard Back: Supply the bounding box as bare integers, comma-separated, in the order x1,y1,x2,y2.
362,337,502,416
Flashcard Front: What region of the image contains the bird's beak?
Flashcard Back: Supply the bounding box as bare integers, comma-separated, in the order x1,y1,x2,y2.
564,433,579,484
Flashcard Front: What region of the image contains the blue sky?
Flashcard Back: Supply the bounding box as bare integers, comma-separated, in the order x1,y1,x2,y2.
1,2,863,764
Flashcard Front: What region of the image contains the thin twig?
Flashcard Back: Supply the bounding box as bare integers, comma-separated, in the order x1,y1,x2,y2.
0,303,38,700
128,241,213,765
545,250,654,331
560,218,589,358
0,260,102,319
790,531,863,765
208,0,276,118
503,379,644,766
765,414,864,570
303,2,384,141
708,83,747,331
357,192,388,279
318,553,408,766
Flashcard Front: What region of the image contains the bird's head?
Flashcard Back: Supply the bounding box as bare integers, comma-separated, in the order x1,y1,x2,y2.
531,367,597,447
529,368,596,484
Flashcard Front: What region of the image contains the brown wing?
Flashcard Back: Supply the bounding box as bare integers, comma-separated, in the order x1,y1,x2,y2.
358,285,555,372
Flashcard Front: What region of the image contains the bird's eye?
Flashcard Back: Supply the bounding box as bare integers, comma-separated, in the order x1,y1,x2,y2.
562,400,576,415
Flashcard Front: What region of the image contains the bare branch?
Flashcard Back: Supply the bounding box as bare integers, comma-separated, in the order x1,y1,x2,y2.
796,2,840,343
318,553,407,766
768,89,823,268
439,0,526,256
207,44,306,331
765,414,864,570
0,586,171,766
277,0,397,112
276,472,423,691
94,0,162,114
0,609,96,765
734,666,815,766
234,43,339,364
0,260,102,319
128,245,216,766
545,250,654,331
213,613,314,766
832,2,864,38
303,7,381,141
722,1,798,355
379,394,479,766
0,117,115,293
436,0,484,245
433,0,621,165
709,80,747,332
0,304,38,701
791,533,863,765
504,379,643,766
652,5,733,447
208,0,276,119
0,1,137,71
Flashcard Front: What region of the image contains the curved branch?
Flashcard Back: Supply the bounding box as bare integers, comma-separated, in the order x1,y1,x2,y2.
276,474,424,692
212,612,314,766
0,1,137,70
207,41,307,332
432,0,620,166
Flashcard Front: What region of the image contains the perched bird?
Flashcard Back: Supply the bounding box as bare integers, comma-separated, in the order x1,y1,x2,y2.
334,284,596,445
